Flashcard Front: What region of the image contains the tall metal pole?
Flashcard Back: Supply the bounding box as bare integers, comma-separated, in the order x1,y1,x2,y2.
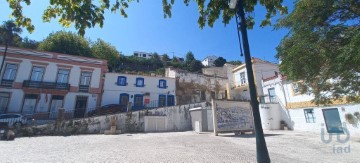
236,0,270,162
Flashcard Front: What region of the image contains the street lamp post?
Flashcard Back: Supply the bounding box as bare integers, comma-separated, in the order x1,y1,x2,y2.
230,0,271,162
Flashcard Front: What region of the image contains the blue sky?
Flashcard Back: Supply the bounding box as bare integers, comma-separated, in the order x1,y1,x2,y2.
0,1,294,63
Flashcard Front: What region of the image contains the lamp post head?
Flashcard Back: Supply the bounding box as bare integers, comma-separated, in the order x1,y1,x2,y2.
229,0,238,9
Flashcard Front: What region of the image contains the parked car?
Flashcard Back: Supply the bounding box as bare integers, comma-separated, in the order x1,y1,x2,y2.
87,104,126,117
0,114,27,128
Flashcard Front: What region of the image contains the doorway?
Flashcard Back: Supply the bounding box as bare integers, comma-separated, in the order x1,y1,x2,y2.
119,93,129,111
322,108,343,133
74,96,88,118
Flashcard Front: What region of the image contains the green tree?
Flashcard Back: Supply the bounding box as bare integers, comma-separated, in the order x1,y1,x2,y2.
6,1,287,35
227,60,242,65
0,20,22,74
38,31,92,57
161,54,170,62
276,0,360,104
91,39,121,72
188,60,203,72
151,52,160,61
214,57,227,67
19,37,39,49
185,51,195,66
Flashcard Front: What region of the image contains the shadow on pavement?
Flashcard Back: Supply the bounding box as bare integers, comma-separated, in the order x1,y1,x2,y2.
219,134,283,138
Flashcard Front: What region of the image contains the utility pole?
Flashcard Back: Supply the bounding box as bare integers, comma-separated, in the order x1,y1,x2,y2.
231,0,271,162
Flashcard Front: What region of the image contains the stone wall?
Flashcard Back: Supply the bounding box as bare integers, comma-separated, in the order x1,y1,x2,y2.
16,102,206,137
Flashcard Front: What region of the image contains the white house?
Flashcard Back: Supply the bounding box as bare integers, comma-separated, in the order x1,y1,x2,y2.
0,47,107,119
201,55,219,67
133,51,153,59
102,73,176,111
260,74,360,136
231,57,279,101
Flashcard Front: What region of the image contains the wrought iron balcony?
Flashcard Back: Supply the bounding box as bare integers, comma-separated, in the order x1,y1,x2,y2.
79,85,90,92
0,79,14,87
23,80,70,90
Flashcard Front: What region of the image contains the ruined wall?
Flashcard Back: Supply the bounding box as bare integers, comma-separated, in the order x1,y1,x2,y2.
16,102,206,136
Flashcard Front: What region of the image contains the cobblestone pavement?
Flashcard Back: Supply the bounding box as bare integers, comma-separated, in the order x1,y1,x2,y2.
0,130,359,162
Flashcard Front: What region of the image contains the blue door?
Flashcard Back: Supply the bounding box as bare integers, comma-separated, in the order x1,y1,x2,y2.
133,94,144,111
119,93,129,112
322,108,343,133
167,95,175,106
158,95,166,107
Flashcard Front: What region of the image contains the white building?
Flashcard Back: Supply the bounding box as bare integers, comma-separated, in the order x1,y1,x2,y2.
0,47,107,119
260,74,360,136
201,55,219,67
231,57,279,100
102,73,176,111
133,51,153,59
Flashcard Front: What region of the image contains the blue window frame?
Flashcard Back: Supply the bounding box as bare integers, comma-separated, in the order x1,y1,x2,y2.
167,95,175,106
135,77,145,87
158,79,167,89
117,76,127,86
132,94,144,111
158,95,166,107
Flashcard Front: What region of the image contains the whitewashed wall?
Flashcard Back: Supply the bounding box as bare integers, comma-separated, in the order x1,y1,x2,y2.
102,73,176,106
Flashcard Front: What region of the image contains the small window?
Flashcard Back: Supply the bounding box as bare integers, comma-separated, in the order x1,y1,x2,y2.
134,94,143,107
159,95,166,107
117,76,127,86
80,72,92,86
158,79,167,89
167,95,175,106
30,66,45,81
135,78,144,87
2,63,18,81
292,83,300,94
57,69,70,83
240,72,246,85
304,109,316,123
142,54,146,57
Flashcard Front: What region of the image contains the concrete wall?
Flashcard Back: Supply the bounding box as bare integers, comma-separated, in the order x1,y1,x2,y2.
47,102,207,134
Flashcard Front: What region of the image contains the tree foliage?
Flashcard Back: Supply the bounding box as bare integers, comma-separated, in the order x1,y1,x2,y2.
91,39,121,71
214,57,227,67
0,20,22,46
276,0,360,104
227,60,242,65
38,31,93,57
5,0,288,35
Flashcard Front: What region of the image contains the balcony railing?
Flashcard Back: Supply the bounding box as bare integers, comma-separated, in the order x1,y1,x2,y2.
79,85,90,92
23,80,70,90
0,79,14,87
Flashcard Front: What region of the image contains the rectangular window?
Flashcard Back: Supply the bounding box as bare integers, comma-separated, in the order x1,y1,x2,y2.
57,69,70,83
30,66,45,81
304,109,316,123
22,94,38,115
2,63,18,80
80,72,92,86
117,76,127,86
135,78,144,87
292,83,300,94
0,92,10,114
240,72,246,85
159,79,167,88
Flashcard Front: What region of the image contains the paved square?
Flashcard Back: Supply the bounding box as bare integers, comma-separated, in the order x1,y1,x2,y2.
0,131,359,162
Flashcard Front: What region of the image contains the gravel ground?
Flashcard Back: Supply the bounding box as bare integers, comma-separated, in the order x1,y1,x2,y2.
0,130,359,163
